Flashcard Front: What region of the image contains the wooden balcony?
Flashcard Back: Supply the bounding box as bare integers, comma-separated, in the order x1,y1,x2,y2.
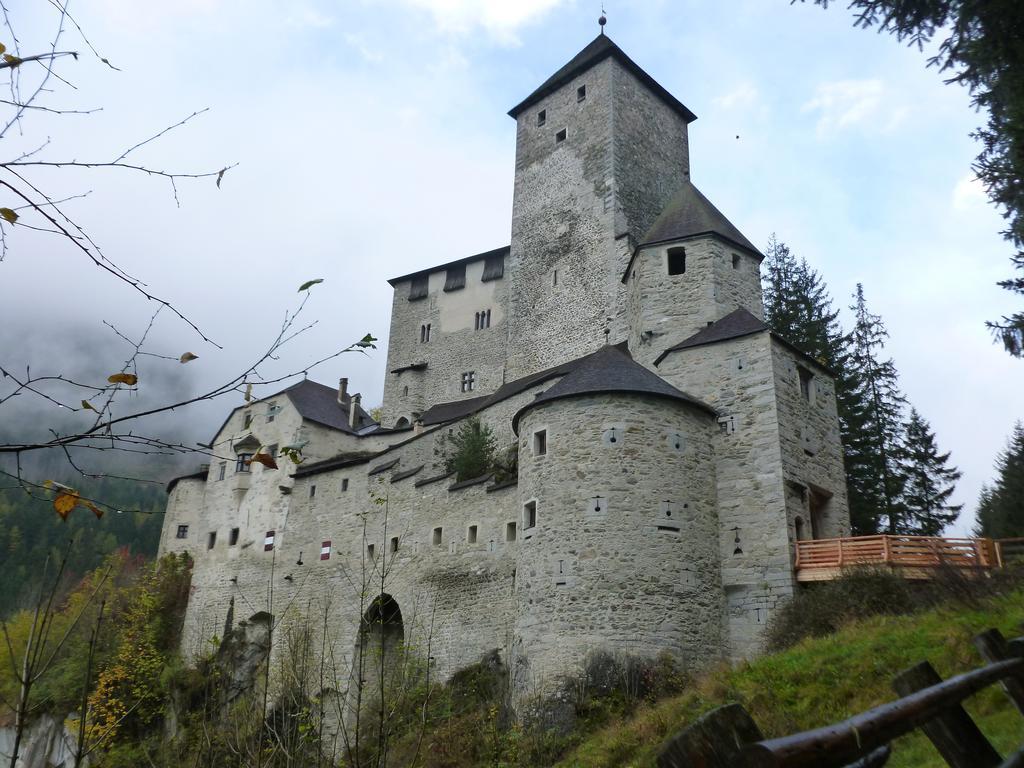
793,535,1022,582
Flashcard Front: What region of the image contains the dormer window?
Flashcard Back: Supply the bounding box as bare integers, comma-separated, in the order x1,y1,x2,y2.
481,254,504,282
443,264,466,292
266,401,280,423
667,247,686,275
537,109,546,127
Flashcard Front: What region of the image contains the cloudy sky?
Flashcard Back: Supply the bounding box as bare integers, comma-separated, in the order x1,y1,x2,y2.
3,0,1021,533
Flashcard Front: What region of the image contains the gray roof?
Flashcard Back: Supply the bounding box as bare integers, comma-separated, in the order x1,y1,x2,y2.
622,181,761,282
508,34,697,123
166,469,207,494
418,344,625,427
285,379,376,433
654,308,768,365
386,245,510,287
512,345,715,433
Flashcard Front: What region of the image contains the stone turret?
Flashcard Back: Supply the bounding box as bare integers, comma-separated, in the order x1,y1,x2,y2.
509,346,721,702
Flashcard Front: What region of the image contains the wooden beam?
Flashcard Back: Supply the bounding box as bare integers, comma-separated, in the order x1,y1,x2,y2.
657,703,764,768
891,661,1001,768
974,630,1024,715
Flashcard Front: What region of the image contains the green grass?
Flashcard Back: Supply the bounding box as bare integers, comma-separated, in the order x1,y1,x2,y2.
555,589,1024,768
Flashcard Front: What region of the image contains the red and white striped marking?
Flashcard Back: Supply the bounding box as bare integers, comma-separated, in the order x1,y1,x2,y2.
320,540,331,561
264,530,275,551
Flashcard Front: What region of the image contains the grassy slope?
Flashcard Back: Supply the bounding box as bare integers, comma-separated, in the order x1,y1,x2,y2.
556,590,1024,768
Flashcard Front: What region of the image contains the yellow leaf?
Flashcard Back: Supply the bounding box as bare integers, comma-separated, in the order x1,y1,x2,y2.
81,400,98,412
0,43,6,55
2,53,21,67
84,501,104,520
251,452,278,470
43,479,54,489
107,372,138,385
54,491,79,520
298,278,323,292
0,208,17,224
179,352,198,363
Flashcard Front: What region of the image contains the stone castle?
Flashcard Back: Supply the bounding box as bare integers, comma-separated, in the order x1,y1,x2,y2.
160,32,850,701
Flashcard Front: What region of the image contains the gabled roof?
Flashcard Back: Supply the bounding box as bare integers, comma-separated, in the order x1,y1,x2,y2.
622,181,761,283
508,34,697,123
204,379,377,447
386,245,510,287
654,308,767,365
511,345,715,433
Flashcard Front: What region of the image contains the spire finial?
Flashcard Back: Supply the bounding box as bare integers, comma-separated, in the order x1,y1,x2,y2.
598,5,607,34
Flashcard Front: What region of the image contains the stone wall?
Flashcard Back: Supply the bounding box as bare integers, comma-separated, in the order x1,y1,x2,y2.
656,332,793,658
769,340,850,540
512,393,721,701
382,254,511,426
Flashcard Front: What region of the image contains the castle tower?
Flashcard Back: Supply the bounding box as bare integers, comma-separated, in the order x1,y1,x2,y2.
509,346,722,702
625,181,765,369
503,35,696,380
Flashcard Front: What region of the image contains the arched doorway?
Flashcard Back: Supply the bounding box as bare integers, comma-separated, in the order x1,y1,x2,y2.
353,594,405,706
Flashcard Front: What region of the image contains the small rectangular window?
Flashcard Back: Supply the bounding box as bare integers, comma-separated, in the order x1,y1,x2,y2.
207,531,217,550
577,85,586,102
552,269,558,287
555,128,567,144
264,530,275,551
342,478,349,492
524,501,537,530
443,264,466,292
506,522,517,542
367,543,375,560
390,536,399,553
176,524,189,539
533,430,547,456
668,247,686,275
243,413,253,429
229,527,240,545
467,525,478,544
798,366,814,402
420,323,431,343
218,462,226,481
461,371,475,393
235,454,252,473
537,109,546,126
409,274,429,301
321,540,332,560
732,253,741,270
266,401,278,423
309,484,317,498
432,527,443,546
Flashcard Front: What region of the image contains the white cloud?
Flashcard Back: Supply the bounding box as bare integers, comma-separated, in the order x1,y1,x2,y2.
285,7,336,29
952,172,987,212
398,0,565,43
713,83,758,111
802,79,906,137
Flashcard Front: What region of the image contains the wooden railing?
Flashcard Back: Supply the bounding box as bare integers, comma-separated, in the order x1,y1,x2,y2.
794,535,1005,581
658,627,1024,767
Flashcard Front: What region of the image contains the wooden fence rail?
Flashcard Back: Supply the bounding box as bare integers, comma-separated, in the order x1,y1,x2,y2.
794,535,1015,581
658,627,1024,768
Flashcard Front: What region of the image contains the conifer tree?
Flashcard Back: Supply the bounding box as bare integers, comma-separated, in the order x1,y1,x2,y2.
761,237,875,533
975,421,1024,538
849,284,908,535
900,408,962,535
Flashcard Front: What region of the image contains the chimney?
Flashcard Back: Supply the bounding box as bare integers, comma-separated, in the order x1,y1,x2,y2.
349,393,361,429
338,378,348,405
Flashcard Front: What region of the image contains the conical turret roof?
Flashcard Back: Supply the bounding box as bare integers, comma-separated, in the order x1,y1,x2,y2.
512,345,715,433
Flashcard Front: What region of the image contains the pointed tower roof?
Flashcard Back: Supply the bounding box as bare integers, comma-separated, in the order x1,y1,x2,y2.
512,345,714,433
641,180,760,254
507,34,697,123
622,181,762,282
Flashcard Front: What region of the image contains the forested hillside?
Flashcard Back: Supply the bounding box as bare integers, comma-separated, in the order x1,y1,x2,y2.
0,477,165,617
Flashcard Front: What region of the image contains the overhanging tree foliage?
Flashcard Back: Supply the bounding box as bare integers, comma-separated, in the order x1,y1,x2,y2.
803,0,1024,355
